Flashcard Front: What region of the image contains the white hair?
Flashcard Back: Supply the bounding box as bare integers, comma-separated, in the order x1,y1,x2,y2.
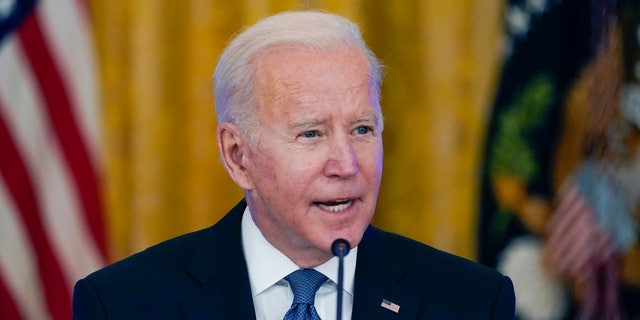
213,10,384,143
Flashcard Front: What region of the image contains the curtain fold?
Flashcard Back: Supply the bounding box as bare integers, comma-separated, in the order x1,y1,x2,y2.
90,0,502,261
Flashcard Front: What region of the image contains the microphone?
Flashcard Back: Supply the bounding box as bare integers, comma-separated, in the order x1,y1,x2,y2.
331,239,350,320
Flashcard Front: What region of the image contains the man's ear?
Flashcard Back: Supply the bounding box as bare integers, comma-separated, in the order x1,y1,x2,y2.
217,123,252,190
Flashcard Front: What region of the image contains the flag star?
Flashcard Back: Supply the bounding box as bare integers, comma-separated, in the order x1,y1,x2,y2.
0,0,15,19
506,5,530,38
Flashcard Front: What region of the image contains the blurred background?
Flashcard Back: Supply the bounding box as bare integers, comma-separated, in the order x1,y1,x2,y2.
1,0,638,319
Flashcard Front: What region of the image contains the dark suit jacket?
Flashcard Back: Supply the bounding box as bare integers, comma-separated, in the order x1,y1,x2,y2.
73,199,515,319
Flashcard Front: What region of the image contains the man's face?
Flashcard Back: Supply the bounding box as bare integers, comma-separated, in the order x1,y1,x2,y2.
243,45,383,266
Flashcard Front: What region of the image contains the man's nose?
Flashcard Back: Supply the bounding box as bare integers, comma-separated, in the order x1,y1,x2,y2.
323,136,359,178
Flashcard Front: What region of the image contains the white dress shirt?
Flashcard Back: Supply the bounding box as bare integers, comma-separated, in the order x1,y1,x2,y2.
241,207,357,320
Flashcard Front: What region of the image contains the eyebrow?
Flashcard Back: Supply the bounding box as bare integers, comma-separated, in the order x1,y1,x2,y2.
290,118,324,130
290,113,380,129
355,113,379,125
290,112,380,129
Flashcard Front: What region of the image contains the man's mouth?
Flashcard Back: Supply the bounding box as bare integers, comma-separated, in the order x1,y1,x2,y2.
315,199,353,212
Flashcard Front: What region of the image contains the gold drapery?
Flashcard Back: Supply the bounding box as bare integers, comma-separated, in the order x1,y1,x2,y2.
89,0,503,261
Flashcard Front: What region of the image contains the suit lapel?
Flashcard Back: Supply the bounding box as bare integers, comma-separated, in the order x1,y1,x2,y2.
352,226,422,320
175,202,425,319
179,200,256,320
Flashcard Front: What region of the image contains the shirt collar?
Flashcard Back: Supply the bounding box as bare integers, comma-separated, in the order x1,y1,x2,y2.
241,206,358,297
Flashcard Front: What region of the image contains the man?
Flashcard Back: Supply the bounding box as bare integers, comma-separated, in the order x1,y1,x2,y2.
73,11,515,319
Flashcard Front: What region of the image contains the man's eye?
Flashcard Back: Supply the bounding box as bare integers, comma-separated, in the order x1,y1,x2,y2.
302,131,318,138
355,126,372,135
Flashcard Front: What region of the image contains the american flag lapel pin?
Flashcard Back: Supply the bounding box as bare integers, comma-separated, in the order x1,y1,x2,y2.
381,299,400,313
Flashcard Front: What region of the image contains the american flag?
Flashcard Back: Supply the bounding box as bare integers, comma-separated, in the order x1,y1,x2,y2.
546,181,615,280
545,163,620,320
0,0,107,319
380,299,400,314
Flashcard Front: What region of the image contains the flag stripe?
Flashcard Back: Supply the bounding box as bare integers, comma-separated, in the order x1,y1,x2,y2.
0,108,70,318
547,185,596,277
0,173,50,320
26,0,107,290
546,178,618,281
0,277,21,320
36,137,106,291
0,35,52,320
17,7,107,259
1,0,104,297
39,0,101,162
0,1,106,319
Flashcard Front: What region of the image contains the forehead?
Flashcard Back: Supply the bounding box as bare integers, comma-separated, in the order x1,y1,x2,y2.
251,45,376,110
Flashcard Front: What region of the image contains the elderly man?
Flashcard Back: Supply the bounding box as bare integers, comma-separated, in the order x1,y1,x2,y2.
73,11,515,319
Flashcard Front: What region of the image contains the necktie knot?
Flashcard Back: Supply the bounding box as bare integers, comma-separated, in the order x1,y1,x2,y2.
285,269,327,304
283,269,327,320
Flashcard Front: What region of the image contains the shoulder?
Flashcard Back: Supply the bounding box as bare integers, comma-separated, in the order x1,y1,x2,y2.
72,227,217,319
82,226,213,290
83,199,246,285
365,226,502,278
72,201,248,318
358,227,515,317
361,226,514,303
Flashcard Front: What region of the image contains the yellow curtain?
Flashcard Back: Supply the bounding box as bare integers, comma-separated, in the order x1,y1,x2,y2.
89,0,503,261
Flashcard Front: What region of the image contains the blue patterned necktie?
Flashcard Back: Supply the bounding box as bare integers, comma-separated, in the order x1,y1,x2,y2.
283,269,328,320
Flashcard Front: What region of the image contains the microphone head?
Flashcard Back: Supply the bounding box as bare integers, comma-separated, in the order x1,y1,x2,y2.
331,238,351,257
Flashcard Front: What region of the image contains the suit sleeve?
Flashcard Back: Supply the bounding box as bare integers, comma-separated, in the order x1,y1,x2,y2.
491,275,516,320
72,278,107,320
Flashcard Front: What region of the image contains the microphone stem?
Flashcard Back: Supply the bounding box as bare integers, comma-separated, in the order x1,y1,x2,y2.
337,250,344,320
